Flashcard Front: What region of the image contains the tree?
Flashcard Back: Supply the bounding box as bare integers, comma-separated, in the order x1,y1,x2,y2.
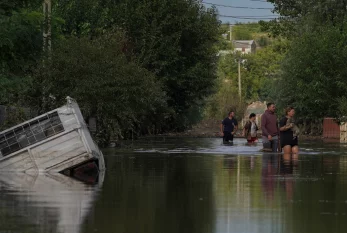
259,1,347,134
232,23,261,40
54,0,221,130
0,1,44,106
262,0,347,38
273,26,347,124
1,0,222,140
244,39,289,100
30,33,167,145
204,52,248,121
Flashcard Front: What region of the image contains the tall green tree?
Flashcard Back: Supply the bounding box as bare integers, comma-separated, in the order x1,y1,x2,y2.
259,1,347,134
0,1,43,105
244,39,288,100
274,26,347,121
261,0,347,37
55,0,221,130
31,33,168,145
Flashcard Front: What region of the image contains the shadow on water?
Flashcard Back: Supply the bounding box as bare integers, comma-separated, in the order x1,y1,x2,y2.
2,137,347,233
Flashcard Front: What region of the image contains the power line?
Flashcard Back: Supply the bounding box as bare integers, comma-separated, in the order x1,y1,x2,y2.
203,1,273,10
221,14,279,18
218,14,277,20
250,0,268,2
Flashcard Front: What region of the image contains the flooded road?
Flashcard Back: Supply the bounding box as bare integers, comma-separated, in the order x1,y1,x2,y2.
1,137,347,233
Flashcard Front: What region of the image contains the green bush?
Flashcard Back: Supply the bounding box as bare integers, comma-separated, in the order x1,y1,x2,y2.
30,33,167,146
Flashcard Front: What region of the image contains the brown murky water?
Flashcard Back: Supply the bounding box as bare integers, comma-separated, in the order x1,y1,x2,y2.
1,138,347,233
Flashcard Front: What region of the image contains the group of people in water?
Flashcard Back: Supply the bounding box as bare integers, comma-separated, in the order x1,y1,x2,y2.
220,103,299,153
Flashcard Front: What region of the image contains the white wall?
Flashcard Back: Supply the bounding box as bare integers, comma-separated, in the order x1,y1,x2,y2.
234,47,252,54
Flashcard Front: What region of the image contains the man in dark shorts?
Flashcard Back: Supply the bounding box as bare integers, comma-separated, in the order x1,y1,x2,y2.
220,111,238,143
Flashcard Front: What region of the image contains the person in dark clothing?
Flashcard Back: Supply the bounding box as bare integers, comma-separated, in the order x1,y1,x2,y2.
279,107,299,154
220,111,238,143
261,103,279,152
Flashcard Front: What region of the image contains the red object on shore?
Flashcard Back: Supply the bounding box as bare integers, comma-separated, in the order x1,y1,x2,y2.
323,118,340,139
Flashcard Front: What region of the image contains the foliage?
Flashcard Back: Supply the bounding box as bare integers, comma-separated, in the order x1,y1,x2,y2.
337,96,347,123
0,10,42,76
205,87,247,122
262,0,347,38
55,0,221,131
233,26,253,40
30,34,168,146
205,32,287,123
204,53,247,121
256,36,270,47
244,39,289,100
272,25,347,123
0,1,63,106
0,75,32,106
0,0,222,145
206,36,287,116
0,2,44,108
258,1,347,134
216,24,233,50
232,23,261,40
0,105,28,131
0,0,42,15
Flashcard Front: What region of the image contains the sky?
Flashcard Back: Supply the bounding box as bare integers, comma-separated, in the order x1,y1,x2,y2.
201,0,278,24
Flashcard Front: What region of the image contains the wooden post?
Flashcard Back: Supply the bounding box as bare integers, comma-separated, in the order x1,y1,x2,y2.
238,59,241,101
229,24,233,41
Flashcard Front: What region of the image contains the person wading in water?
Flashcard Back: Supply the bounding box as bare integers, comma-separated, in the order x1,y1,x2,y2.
220,111,238,144
242,113,259,144
279,107,299,154
261,103,280,152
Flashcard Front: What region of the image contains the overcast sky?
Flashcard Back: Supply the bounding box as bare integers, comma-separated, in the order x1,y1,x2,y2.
202,0,277,24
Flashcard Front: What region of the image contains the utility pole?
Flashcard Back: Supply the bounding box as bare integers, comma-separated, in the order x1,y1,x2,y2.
238,59,241,101
43,0,52,54
229,24,233,41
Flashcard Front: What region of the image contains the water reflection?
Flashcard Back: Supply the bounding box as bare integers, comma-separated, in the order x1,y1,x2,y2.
85,139,347,233
0,172,104,233
261,153,298,201
214,151,347,233
81,154,214,233
2,138,347,233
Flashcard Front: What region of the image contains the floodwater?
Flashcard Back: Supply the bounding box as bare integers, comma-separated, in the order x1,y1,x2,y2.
1,137,347,233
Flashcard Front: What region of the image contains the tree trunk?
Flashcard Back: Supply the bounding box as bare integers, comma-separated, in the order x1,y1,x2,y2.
43,0,52,54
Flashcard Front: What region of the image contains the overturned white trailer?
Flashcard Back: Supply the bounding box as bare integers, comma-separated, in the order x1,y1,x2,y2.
0,97,105,175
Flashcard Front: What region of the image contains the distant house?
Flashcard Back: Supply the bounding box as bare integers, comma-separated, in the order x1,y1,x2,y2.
232,40,256,54
217,40,256,57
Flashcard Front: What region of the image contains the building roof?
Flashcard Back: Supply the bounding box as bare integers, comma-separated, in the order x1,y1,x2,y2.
232,40,255,49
